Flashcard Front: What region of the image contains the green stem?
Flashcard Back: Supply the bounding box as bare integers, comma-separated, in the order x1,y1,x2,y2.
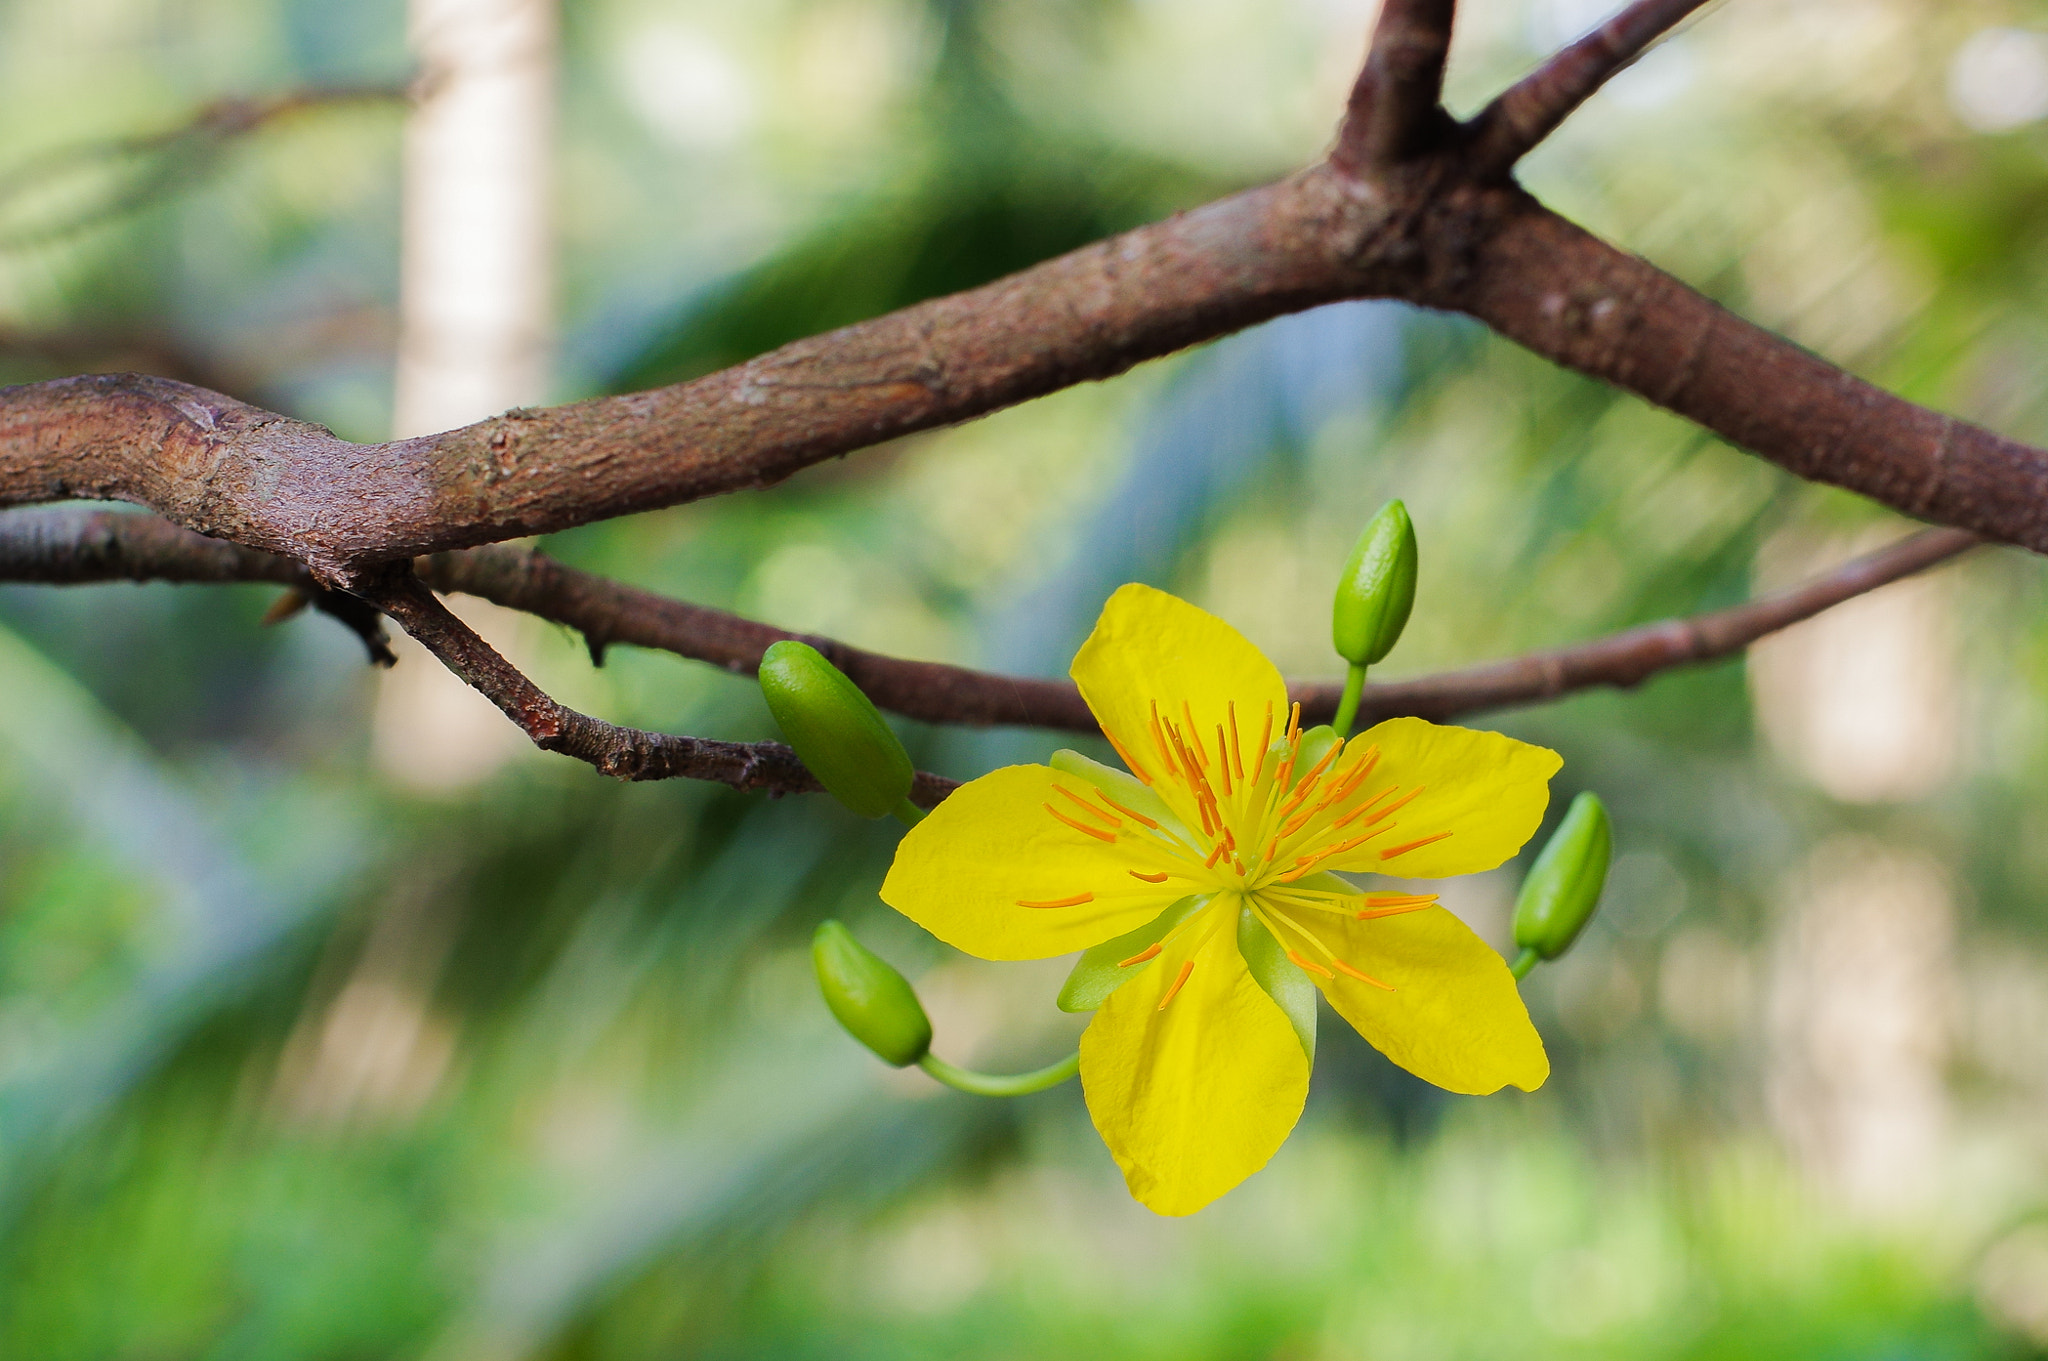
917,1050,1080,1097
1332,663,1368,738
891,796,926,827
1509,946,1540,981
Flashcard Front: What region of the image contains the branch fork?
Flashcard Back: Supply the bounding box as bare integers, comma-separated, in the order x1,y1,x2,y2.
0,0,2013,801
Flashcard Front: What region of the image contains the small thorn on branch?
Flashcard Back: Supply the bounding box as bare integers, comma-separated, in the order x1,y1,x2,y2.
1468,0,1716,177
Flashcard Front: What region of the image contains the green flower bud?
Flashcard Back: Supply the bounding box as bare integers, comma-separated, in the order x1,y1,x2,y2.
1332,500,1418,667
1512,792,1613,963
812,921,932,1066
759,641,913,819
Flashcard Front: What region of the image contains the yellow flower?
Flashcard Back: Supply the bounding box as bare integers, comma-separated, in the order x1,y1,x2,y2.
880,584,1558,1215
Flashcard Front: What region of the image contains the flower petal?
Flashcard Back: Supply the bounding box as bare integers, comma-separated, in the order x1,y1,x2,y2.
1321,718,1561,879
1080,896,1310,1215
1057,894,1210,1013
1292,902,1548,1094
1070,584,1289,797
881,764,1183,960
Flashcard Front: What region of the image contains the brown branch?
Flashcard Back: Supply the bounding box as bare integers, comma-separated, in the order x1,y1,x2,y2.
0,165,1403,578
0,509,1978,744
1334,0,1459,171
0,15,2030,624
0,507,394,662
352,565,958,804
1468,0,1715,176
1434,199,2048,557
1330,526,1980,723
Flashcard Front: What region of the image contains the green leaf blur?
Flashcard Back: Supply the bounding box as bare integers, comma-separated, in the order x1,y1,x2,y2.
0,0,2040,1356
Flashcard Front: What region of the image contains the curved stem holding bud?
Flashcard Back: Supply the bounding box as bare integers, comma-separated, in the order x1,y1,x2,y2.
917,1050,1081,1098
1332,663,1368,738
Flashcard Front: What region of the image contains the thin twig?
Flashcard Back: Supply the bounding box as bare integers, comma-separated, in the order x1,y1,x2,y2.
1329,527,1981,724
1334,0,1460,171
352,564,958,803
1467,0,1715,176
0,509,1979,742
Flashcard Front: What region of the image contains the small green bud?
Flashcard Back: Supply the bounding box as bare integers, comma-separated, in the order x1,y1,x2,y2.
811,921,932,1066
1332,500,1418,667
759,641,913,819
1512,792,1613,963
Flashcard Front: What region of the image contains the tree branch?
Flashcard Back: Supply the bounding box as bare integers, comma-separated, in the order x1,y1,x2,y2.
1339,526,1979,722
0,509,1977,747
1333,0,1459,171
0,14,2029,626
351,564,959,804
1467,0,1714,176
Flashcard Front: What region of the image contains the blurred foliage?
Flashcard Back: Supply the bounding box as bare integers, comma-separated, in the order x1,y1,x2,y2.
0,0,2044,1357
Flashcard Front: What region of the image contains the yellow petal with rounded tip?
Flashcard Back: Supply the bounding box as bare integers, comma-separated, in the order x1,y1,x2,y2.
881,764,1184,960
1070,584,1288,815
1080,895,1309,1215
1282,901,1548,1094
1321,718,1560,879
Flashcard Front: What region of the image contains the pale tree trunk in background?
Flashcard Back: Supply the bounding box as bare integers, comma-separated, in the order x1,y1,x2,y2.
394,0,554,437
378,0,557,791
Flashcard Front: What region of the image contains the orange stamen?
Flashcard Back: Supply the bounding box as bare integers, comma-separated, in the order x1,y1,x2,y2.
1017,892,1095,908
1204,840,1228,868
1119,942,1164,968
1365,893,1436,908
1380,830,1453,861
1130,869,1172,883
1157,959,1196,1010
1227,702,1245,781
1275,827,1391,882
1286,949,1334,979
1214,725,1233,797
1356,902,1435,920
1279,807,1318,839
1104,731,1155,786
1317,750,1379,811
1045,804,1117,843
1362,784,1427,827
1149,701,1176,776
1333,784,1399,830
1271,752,1297,798
1278,742,1343,818
1053,784,1120,826
1332,959,1394,990
1286,701,1302,744
1183,702,1210,770
1094,792,1160,830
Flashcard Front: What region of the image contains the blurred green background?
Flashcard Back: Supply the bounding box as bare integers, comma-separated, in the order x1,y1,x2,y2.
1,0,2047,1356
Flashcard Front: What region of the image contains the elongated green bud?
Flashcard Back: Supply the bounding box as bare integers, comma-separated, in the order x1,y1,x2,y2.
759,641,914,820
812,921,932,1066
1511,792,1613,970
1332,500,1418,667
